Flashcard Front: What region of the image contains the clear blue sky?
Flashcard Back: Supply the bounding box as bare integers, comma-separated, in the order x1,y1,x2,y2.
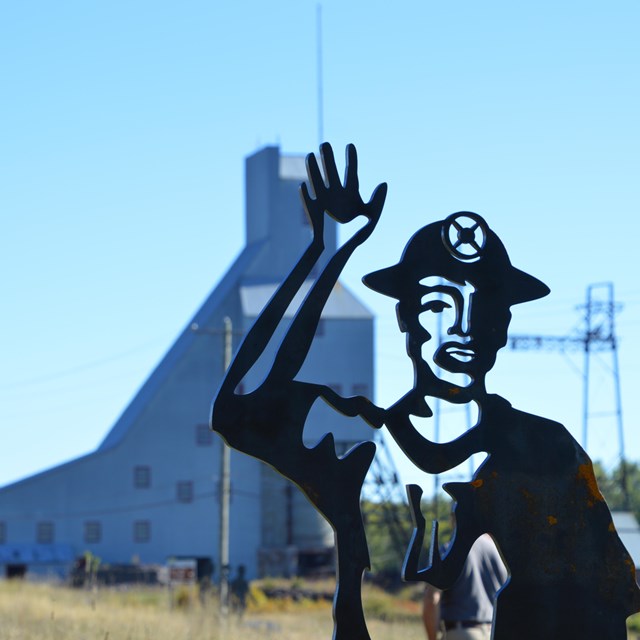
1,1,639,492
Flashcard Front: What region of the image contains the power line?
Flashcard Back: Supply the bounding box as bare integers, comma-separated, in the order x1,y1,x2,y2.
0,337,168,391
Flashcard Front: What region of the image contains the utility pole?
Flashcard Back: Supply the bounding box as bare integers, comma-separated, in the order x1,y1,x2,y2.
220,316,233,616
190,318,237,614
219,317,232,614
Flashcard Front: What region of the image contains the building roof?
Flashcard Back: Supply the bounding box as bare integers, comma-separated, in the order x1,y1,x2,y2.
98,240,266,452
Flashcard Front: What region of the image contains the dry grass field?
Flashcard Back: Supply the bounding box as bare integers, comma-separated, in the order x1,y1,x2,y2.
0,579,427,640
3,579,640,639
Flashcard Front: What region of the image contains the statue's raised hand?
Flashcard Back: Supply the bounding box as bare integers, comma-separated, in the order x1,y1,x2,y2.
301,143,387,235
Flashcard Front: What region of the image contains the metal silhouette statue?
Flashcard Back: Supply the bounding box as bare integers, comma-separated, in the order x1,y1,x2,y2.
211,143,640,639
363,211,640,638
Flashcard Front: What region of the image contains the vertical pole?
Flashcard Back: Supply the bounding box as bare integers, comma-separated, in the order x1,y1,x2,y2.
219,317,232,615
582,286,592,451
608,284,629,508
317,3,324,145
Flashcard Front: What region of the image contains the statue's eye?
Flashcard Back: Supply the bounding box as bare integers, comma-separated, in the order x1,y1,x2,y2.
420,299,451,313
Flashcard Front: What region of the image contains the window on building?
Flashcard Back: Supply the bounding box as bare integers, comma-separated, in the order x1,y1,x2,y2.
351,383,368,397
176,481,194,503
84,521,102,544
133,520,151,543
133,465,151,488
195,424,213,446
0,521,6,544
36,521,54,544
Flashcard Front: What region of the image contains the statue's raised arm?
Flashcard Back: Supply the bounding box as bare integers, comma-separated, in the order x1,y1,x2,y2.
210,143,386,640
217,143,385,405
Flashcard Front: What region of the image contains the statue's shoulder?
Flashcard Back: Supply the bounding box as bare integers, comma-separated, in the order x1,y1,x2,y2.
485,394,568,432
482,394,583,469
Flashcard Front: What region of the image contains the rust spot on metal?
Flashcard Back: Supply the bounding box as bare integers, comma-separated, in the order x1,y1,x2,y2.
519,487,538,515
576,463,605,504
609,522,616,533
547,515,558,526
471,479,484,488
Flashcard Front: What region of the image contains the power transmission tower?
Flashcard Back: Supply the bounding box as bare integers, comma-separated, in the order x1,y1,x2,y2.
508,282,628,506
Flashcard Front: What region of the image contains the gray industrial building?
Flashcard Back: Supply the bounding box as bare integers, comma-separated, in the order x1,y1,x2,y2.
0,146,375,580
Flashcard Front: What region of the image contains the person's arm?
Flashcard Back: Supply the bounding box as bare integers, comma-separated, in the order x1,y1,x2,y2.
422,585,441,640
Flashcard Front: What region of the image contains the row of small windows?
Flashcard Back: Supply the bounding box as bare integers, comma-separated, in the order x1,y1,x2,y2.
0,520,154,545
0,476,195,544
132,469,193,503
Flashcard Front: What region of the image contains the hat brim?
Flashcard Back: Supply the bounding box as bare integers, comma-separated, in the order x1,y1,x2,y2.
363,264,549,306
362,265,407,299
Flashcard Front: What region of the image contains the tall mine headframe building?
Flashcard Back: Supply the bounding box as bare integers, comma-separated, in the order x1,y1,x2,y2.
0,146,375,579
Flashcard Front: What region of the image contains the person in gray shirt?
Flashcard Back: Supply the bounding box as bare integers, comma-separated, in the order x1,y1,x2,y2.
423,534,508,640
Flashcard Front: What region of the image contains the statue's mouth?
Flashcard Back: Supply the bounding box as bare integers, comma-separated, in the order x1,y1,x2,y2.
442,342,476,363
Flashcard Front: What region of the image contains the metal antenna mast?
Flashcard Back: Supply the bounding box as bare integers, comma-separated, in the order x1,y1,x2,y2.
317,3,324,145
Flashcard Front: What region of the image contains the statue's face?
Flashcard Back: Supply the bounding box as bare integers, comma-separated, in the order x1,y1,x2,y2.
397,276,511,400
418,277,476,387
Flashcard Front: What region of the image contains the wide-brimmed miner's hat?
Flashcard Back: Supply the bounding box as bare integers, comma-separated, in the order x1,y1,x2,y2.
362,212,549,306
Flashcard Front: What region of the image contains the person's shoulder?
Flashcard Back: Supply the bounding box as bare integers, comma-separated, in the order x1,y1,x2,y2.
473,535,508,579
473,534,501,557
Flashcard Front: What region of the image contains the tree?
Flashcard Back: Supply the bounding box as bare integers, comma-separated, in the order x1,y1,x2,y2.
594,460,640,522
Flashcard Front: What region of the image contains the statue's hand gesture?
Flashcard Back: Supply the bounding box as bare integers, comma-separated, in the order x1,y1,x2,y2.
301,143,387,239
